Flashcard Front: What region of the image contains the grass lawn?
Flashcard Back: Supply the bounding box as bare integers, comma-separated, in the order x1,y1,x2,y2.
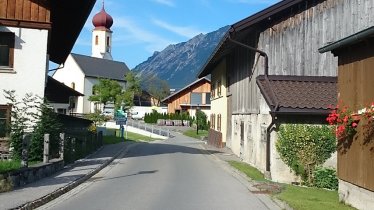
183,129,208,139
104,131,160,144
228,160,267,181
228,160,356,210
275,185,356,210
0,160,41,174
0,160,21,174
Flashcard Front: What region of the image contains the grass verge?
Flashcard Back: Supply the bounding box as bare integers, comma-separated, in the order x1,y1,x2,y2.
228,160,267,181
228,160,356,210
0,160,21,174
183,129,208,139
275,185,356,210
104,131,160,144
0,160,41,174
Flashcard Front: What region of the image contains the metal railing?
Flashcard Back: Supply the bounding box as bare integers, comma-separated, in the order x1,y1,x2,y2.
126,119,174,138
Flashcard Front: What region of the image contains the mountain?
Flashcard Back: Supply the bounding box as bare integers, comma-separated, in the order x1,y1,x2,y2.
132,25,230,89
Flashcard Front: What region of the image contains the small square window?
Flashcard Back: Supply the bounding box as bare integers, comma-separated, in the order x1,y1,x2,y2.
0,32,15,68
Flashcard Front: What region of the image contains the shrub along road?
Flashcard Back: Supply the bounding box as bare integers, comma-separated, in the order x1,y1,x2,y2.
38,134,281,210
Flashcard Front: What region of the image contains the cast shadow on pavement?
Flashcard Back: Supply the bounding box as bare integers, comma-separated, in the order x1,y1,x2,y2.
124,142,222,158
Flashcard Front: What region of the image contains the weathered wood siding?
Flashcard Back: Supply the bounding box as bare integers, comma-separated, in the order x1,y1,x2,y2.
230,0,374,114
337,40,374,192
0,0,50,23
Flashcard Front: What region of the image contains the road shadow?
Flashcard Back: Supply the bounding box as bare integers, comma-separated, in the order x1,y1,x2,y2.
124,142,222,158
89,170,159,182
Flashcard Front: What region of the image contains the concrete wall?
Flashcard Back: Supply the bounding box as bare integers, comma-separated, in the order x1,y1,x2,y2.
52,55,85,113
0,27,48,104
339,180,374,210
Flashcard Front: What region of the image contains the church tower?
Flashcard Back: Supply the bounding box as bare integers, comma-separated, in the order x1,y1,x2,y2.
92,1,113,60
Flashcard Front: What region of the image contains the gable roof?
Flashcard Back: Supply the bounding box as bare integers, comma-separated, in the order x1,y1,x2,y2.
198,0,321,78
319,26,374,55
162,77,211,102
50,0,96,64
45,76,84,104
71,53,130,81
256,75,337,115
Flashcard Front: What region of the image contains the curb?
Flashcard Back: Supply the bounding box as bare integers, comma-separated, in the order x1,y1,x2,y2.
12,144,129,210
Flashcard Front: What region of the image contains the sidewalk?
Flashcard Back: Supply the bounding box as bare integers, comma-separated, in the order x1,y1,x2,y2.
0,142,130,210
199,141,291,210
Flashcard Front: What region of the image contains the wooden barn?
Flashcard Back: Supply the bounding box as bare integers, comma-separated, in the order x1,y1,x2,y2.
198,0,374,183
320,26,374,210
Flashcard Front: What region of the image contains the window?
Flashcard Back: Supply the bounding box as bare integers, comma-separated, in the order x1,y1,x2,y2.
95,35,99,45
191,93,202,105
0,32,15,68
217,80,222,97
205,93,211,105
211,83,215,99
106,36,111,52
226,76,231,94
0,105,11,138
211,114,216,130
217,114,221,131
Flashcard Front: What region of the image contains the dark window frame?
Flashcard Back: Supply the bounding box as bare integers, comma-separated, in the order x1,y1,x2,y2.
217,80,222,97
0,32,15,68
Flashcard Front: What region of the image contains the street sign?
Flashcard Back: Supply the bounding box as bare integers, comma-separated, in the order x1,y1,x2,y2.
116,120,127,125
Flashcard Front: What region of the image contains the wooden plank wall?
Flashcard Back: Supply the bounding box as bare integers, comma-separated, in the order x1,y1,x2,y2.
167,80,211,113
230,0,374,114
337,42,374,191
0,0,50,23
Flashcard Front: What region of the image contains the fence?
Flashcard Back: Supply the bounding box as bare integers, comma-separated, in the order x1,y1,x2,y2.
63,131,103,164
0,131,103,166
126,119,174,138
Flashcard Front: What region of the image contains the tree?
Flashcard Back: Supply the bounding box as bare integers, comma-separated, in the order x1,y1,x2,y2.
141,74,170,106
3,90,39,159
29,101,62,161
125,72,142,106
89,78,123,108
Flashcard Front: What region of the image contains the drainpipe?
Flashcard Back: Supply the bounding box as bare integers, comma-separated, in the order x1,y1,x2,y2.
228,35,278,174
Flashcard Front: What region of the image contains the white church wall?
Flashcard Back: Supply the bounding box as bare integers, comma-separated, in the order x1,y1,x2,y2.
0,26,48,104
52,55,85,113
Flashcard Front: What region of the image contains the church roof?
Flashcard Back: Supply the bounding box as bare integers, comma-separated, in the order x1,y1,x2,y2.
71,53,130,81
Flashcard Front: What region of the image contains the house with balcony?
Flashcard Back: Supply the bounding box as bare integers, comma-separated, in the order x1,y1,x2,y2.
162,77,211,118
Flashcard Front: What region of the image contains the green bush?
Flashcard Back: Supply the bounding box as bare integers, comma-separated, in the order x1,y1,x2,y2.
196,110,208,130
144,110,193,124
29,103,62,161
313,167,338,190
277,124,336,185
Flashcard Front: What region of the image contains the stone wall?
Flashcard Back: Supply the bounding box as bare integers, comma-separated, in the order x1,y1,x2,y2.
0,159,64,192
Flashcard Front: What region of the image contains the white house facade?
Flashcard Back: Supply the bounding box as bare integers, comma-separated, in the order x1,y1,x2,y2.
0,27,48,104
52,5,130,115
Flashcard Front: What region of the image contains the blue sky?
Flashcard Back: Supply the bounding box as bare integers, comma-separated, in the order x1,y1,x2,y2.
72,0,280,69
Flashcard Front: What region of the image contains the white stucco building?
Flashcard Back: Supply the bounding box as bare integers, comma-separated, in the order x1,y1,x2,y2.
52,5,130,114
0,0,96,153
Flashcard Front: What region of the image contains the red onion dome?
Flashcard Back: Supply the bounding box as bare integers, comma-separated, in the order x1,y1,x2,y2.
92,6,113,30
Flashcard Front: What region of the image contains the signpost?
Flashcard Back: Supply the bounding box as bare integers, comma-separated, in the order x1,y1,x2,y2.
115,109,127,141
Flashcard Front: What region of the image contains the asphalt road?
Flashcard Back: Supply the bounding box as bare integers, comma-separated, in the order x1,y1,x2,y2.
38,135,273,210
